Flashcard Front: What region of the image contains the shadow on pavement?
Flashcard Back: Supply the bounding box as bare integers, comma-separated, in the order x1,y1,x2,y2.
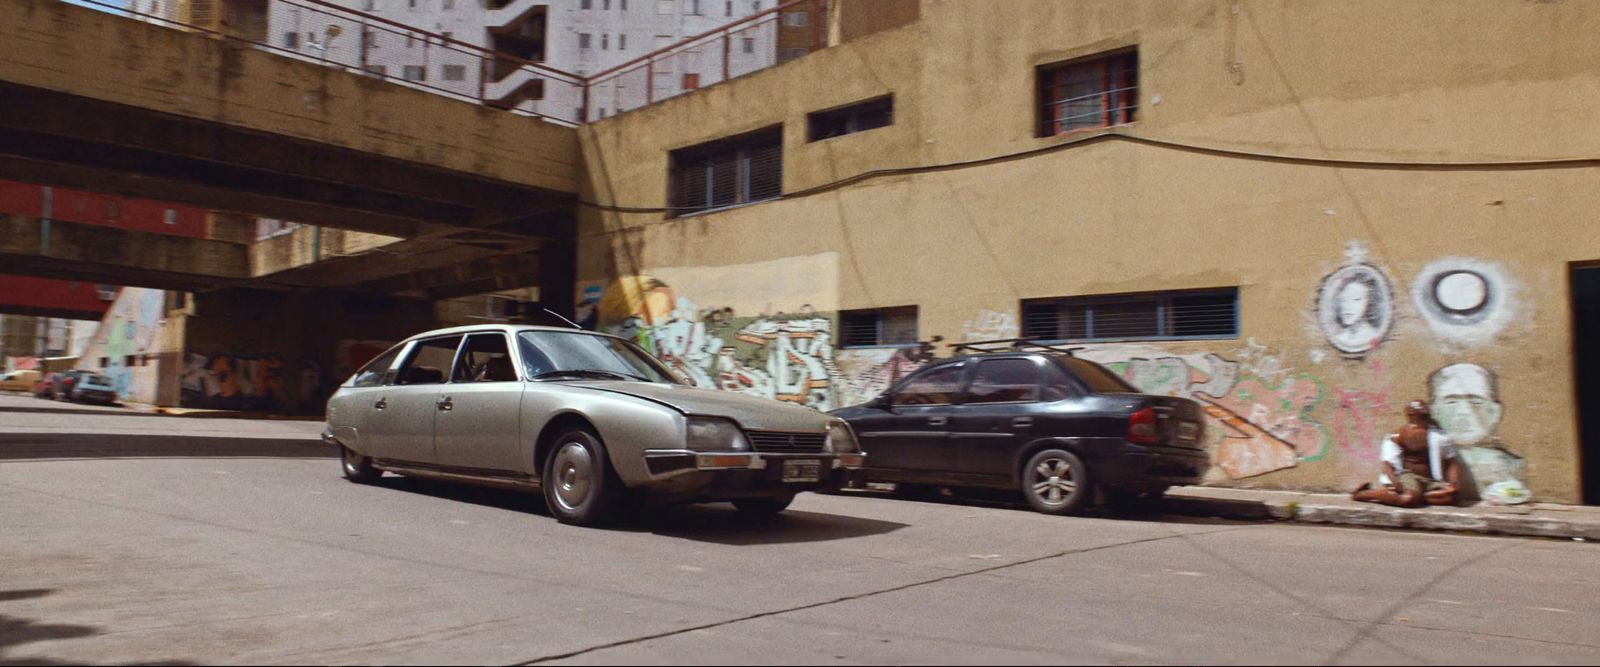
832,487,1254,526
0,588,200,666
0,405,147,418
0,433,334,460
375,476,908,544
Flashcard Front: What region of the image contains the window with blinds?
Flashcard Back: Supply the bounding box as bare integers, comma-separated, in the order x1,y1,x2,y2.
1038,49,1138,137
840,306,919,348
669,126,783,216
1020,289,1237,342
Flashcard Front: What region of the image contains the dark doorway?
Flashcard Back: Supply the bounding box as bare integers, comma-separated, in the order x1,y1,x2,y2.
1572,266,1600,504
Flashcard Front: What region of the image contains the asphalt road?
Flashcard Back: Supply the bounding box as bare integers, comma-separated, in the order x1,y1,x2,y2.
2,394,1598,665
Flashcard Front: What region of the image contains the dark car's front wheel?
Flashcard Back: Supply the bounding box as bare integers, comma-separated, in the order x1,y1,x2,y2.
1022,449,1093,515
543,428,626,527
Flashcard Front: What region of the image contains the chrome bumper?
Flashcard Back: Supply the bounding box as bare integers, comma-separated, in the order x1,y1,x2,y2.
642,449,866,480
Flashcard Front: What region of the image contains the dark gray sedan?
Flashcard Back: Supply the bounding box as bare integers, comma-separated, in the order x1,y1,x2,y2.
324,325,864,526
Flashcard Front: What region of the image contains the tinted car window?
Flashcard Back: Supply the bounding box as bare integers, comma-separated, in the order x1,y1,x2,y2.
350,345,404,388
891,363,965,406
1041,363,1077,402
966,358,1039,404
395,336,462,385
452,333,518,383
518,331,678,383
1058,357,1137,393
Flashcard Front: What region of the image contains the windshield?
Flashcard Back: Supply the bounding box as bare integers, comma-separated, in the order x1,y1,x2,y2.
89,375,111,385
1057,357,1138,393
517,331,680,384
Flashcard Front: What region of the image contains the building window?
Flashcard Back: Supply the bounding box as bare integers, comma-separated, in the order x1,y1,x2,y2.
808,95,892,141
621,0,628,9
669,126,782,216
840,306,918,348
579,33,591,49
619,34,627,50
688,0,701,14
403,65,427,81
782,10,806,26
364,29,379,50
444,0,453,8
581,0,592,8
682,73,700,89
283,31,300,48
1021,288,1238,343
602,33,609,50
1038,49,1138,137
163,209,177,225
725,0,731,16
124,355,137,367
406,33,416,48
603,0,610,8
741,36,755,54
365,64,387,77
363,0,373,10
442,65,466,80
407,0,415,8
657,0,673,14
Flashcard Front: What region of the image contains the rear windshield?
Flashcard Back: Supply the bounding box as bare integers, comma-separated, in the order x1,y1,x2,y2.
1057,357,1137,393
90,375,111,385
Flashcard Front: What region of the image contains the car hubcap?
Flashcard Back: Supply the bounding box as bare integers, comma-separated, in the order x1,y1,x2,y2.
552,442,594,512
1031,458,1076,505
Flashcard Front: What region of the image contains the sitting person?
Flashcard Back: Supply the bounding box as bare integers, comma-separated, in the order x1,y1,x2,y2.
1352,400,1461,507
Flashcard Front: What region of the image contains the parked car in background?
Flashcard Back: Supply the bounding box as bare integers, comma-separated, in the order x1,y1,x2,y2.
68,373,118,405
33,372,61,398
0,369,40,393
830,339,1210,516
324,325,865,526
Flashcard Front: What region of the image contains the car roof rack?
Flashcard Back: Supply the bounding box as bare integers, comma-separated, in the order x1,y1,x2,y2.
947,338,1086,357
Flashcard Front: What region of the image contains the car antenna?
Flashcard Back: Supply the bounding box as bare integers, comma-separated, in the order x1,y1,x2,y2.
543,308,584,330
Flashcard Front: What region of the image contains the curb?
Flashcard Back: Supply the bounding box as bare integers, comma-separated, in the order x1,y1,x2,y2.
151,407,324,421
1165,491,1594,542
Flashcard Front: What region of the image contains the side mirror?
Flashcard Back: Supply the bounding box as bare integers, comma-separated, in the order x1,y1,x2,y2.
868,394,891,409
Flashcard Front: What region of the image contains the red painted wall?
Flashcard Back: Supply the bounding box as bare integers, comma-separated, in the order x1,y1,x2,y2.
0,276,114,316
0,179,208,238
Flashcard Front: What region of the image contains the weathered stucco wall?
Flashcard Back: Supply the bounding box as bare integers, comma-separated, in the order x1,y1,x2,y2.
576,0,1600,503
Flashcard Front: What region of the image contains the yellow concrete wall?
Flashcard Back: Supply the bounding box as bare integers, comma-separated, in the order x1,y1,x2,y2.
2,0,578,194
575,0,1600,502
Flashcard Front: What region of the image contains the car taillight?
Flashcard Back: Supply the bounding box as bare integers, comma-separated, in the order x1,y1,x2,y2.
1128,407,1159,445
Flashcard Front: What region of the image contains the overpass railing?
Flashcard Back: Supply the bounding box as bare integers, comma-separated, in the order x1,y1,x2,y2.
72,0,829,126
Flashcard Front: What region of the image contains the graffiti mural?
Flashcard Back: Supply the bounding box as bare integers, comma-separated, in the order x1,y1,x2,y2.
78,287,166,403
961,309,1018,342
1428,362,1529,504
1412,258,1516,349
181,352,291,412
1332,387,1391,465
1084,342,1328,480
1317,244,1394,356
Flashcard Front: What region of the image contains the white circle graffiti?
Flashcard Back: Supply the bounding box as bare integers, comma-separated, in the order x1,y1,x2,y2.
1435,270,1489,315
1316,263,1393,356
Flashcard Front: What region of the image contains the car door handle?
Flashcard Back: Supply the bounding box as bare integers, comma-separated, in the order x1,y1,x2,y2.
374,397,387,410
1012,417,1033,428
437,396,453,412
928,416,947,426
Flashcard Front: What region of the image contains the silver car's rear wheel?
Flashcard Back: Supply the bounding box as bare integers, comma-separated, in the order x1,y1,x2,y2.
542,428,624,526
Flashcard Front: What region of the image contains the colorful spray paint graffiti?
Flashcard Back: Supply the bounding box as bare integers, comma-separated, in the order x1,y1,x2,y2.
594,272,932,410
181,352,291,411
1083,341,1328,480
79,287,165,402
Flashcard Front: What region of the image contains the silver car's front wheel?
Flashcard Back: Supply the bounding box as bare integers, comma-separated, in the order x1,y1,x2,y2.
341,446,381,484
542,428,624,526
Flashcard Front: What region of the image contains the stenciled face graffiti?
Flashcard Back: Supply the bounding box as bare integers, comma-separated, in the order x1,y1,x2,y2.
1412,258,1516,349
1428,362,1529,504
1317,263,1393,356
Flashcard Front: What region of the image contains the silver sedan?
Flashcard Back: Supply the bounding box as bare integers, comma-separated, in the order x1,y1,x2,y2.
323,325,864,525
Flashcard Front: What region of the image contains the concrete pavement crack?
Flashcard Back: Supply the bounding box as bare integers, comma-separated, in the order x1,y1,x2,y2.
506,525,1259,665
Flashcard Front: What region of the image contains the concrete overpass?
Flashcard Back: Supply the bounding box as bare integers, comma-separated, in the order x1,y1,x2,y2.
0,0,580,308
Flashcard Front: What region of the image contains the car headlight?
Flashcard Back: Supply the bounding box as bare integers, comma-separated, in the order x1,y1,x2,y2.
685,417,750,452
825,420,859,453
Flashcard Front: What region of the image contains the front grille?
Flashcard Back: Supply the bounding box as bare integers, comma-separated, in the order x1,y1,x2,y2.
746,431,826,454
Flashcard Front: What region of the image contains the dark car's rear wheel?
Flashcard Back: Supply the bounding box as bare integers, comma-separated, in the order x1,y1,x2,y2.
341,446,382,484
732,495,794,516
543,428,626,526
1022,449,1092,515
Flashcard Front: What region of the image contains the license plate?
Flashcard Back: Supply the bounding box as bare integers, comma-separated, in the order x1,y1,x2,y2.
782,459,821,483
1178,422,1199,440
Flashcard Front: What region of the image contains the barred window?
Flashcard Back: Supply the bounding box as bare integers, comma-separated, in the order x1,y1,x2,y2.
808,95,893,141
840,306,918,348
1038,49,1138,137
1021,288,1237,342
668,126,782,216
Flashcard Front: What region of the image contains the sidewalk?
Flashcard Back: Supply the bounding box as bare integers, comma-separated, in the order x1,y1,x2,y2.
1165,486,1600,541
